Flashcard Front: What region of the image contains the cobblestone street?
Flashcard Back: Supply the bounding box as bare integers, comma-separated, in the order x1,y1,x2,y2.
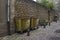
0,21,60,40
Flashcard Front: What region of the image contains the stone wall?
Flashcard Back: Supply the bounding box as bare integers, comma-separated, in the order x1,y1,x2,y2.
0,0,55,37
10,0,48,31
50,10,55,22
14,0,48,18
10,0,49,35
0,0,7,37
10,0,16,34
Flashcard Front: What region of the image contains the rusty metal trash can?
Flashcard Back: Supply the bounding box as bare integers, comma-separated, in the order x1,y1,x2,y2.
30,17,39,30
21,16,30,33
15,16,30,33
15,16,22,32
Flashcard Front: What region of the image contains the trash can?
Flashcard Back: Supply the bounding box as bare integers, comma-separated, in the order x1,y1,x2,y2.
30,17,39,30
15,16,22,32
21,17,30,32
15,16,30,33
39,19,48,26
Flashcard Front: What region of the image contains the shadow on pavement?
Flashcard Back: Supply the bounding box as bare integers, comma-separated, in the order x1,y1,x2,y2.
49,36,60,40
54,29,60,33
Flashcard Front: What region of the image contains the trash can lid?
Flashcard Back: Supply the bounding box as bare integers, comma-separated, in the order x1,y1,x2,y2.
15,15,31,19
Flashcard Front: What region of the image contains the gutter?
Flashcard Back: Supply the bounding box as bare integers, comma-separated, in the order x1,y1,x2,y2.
7,0,11,35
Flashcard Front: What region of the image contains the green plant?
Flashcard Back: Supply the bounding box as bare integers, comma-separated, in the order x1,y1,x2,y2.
46,2,54,9
37,0,54,9
40,0,48,6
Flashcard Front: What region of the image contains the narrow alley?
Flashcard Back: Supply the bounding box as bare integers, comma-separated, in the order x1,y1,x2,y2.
0,0,60,40
0,21,60,40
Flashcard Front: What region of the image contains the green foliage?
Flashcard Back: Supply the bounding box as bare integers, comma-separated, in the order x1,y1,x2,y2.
37,0,54,9
40,0,48,5
46,2,54,9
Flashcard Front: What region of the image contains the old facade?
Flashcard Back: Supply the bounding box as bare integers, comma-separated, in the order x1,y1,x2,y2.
0,0,55,37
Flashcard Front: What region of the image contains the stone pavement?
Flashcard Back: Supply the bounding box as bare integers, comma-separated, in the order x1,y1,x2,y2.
0,21,60,40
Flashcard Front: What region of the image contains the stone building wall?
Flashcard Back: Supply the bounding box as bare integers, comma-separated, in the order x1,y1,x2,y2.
10,0,50,31
0,0,7,37
37,5,48,20
0,0,55,37
10,0,16,34
50,10,55,22
10,0,49,34
14,0,48,18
